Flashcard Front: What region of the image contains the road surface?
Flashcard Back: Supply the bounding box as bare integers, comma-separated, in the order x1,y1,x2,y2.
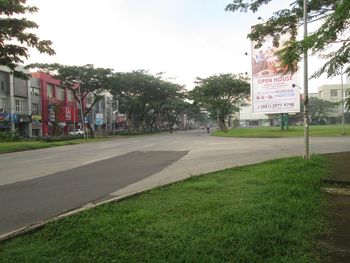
1,129,350,236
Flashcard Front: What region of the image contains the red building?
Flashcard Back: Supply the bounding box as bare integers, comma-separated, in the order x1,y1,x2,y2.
31,72,81,136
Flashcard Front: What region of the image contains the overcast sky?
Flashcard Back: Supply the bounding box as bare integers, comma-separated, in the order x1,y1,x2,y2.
26,0,342,92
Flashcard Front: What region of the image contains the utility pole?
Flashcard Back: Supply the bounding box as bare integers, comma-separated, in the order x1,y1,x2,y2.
341,67,345,135
77,81,86,139
303,0,310,160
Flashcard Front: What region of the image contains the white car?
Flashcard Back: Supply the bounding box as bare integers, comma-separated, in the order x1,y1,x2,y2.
68,129,84,136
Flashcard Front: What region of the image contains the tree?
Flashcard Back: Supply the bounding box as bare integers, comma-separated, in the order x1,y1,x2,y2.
145,81,185,131
308,97,335,123
225,0,350,79
0,0,55,70
109,71,185,132
189,74,250,132
28,63,114,134
109,70,159,131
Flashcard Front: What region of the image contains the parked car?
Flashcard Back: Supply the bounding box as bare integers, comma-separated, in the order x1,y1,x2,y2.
68,129,84,136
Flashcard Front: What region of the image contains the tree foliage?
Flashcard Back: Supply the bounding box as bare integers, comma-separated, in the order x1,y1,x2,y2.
189,73,250,132
225,0,350,79
109,71,186,131
0,0,55,70
308,96,335,123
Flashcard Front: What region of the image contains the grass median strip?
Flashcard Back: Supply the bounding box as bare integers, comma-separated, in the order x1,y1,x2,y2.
213,125,350,138
0,138,110,154
0,156,329,262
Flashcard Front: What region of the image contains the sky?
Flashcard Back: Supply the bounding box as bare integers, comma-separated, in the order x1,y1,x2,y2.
25,0,343,92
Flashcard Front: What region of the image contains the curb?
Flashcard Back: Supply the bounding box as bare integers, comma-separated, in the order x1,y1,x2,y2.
323,179,350,187
0,188,148,243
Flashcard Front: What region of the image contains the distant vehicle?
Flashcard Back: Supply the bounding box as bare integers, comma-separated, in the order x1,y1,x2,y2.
68,129,84,136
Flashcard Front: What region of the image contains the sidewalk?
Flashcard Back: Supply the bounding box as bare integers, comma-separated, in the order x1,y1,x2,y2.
321,152,350,262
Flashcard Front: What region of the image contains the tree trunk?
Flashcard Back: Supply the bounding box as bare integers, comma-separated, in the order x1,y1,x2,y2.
219,117,227,132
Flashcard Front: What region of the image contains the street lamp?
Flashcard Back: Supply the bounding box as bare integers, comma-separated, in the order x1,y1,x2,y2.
341,66,345,135
303,0,310,160
77,79,86,139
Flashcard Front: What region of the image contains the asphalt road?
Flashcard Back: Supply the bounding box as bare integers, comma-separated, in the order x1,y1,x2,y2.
0,151,186,235
1,129,350,236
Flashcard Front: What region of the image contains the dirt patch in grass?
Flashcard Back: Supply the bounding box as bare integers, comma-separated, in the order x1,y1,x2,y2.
321,152,350,262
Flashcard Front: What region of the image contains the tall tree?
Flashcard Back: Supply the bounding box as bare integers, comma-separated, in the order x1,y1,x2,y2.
189,73,250,132
0,0,55,70
225,0,350,79
308,97,335,123
110,70,185,132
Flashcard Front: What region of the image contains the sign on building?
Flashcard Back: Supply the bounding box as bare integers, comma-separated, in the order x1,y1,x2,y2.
95,113,104,126
65,107,72,121
251,31,300,114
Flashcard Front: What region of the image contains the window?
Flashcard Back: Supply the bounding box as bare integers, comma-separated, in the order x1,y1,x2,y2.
32,129,40,137
32,103,39,115
0,98,7,112
47,84,53,98
67,89,74,102
31,86,40,97
57,87,65,101
15,100,20,111
330,89,338,97
15,99,26,113
1,81,4,91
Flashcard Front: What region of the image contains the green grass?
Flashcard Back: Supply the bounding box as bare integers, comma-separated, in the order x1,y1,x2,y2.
0,138,109,154
214,124,350,138
0,156,329,262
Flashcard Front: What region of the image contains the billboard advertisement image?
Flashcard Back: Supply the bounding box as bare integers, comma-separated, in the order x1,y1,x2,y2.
251,32,300,114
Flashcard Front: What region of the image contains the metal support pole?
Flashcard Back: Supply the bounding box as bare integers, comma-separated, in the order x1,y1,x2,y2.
217,108,220,130
73,94,76,132
78,84,86,139
341,67,345,134
303,0,310,160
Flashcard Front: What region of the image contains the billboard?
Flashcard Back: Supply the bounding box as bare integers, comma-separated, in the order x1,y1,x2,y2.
95,113,104,126
251,31,300,114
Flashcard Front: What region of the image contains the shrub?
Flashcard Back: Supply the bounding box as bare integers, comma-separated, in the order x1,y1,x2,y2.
0,131,21,142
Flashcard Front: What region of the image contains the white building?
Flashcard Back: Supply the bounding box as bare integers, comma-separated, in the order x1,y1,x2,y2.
239,104,270,127
0,66,32,137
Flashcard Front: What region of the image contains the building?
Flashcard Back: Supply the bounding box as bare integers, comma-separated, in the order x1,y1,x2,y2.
239,104,269,127
318,84,350,121
318,84,350,102
86,92,116,134
31,72,79,136
0,66,32,137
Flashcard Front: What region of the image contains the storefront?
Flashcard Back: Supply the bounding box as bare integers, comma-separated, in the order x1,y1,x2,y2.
0,113,11,132
18,114,32,137
32,115,42,137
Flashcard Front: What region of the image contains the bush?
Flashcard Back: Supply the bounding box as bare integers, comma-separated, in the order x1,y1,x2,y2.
0,131,21,142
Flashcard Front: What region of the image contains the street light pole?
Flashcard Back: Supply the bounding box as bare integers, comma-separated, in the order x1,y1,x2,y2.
303,0,310,160
341,66,345,134
77,81,86,139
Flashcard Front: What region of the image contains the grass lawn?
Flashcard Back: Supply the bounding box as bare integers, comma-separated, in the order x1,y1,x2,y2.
213,124,350,138
0,156,329,262
0,138,109,154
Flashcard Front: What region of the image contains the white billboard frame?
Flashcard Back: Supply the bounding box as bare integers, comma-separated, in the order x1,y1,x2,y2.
251,31,300,114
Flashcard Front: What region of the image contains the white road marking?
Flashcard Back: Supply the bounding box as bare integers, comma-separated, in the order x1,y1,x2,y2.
82,155,115,165
143,144,154,148
19,156,56,163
